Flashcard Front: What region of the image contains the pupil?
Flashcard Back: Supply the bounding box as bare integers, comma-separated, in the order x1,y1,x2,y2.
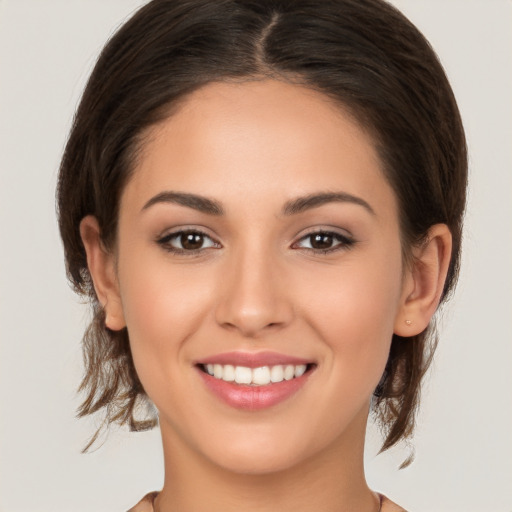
311,233,333,249
181,232,203,250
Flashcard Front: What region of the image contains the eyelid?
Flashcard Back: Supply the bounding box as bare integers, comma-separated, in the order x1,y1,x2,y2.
154,225,355,255
291,228,356,253
156,226,222,254
292,225,354,242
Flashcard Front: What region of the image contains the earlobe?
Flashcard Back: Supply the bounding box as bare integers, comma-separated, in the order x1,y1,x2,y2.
394,224,452,337
79,215,126,331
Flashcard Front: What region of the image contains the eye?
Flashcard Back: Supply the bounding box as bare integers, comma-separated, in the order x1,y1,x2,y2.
294,231,354,253
157,229,219,253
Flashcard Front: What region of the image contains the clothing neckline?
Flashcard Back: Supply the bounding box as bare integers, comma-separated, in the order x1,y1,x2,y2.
127,491,407,512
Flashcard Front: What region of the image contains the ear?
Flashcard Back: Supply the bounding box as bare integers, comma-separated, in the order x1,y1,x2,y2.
80,215,126,331
394,224,452,337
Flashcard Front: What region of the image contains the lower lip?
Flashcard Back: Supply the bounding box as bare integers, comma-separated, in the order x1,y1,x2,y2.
197,368,311,411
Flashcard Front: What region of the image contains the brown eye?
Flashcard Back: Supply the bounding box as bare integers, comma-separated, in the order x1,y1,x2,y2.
310,233,334,249
180,232,204,250
294,230,354,253
158,229,218,253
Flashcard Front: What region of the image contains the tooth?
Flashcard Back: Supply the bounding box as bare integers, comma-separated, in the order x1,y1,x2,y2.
284,365,295,380
223,364,235,382
294,364,307,377
213,364,223,379
270,365,284,383
252,366,271,385
234,366,252,384
205,363,309,384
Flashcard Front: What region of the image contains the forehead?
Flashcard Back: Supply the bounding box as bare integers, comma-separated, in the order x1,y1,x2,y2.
124,79,396,217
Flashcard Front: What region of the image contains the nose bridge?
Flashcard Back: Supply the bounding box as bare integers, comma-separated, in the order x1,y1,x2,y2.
215,237,292,336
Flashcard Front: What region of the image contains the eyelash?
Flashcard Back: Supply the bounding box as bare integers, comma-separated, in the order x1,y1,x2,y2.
156,229,355,255
156,229,220,255
292,230,355,254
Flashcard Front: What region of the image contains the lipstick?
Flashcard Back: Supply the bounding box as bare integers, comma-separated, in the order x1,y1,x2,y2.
195,351,314,411
195,351,311,368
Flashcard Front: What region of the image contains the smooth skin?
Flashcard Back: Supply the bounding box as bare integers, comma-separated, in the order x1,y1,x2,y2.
81,79,451,512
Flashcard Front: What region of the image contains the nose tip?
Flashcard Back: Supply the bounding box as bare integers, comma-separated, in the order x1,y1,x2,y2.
214,256,293,338
219,305,285,338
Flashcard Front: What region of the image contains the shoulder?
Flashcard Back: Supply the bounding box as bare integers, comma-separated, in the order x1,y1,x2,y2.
380,493,408,512
126,491,159,512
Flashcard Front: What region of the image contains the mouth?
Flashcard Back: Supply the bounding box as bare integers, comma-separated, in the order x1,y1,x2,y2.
198,362,314,386
195,353,316,410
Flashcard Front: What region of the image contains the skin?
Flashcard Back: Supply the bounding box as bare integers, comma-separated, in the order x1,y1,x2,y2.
81,79,452,512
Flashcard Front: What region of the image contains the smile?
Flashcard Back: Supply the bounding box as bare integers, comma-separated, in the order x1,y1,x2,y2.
195,353,315,410
201,363,308,386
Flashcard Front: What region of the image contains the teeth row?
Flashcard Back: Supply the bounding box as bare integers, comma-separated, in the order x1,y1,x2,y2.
204,364,307,385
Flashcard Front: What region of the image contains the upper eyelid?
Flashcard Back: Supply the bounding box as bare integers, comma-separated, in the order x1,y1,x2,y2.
294,232,352,244
156,229,221,255
291,229,356,253
156,229,220,250
157,226,219,241
293,226,354,241
155,226,354,248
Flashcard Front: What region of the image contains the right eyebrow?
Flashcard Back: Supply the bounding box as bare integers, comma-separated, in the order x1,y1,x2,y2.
141,191,224,215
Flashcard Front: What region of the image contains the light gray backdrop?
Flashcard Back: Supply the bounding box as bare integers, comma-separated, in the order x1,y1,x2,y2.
0,1,511,511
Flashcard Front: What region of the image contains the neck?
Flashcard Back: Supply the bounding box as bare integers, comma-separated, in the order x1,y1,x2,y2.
155,407,379,512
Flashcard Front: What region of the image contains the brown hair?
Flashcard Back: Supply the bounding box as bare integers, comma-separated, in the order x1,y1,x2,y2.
57,0,467,456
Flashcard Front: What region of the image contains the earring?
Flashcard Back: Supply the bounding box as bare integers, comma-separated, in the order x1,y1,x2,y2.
405,319,412,326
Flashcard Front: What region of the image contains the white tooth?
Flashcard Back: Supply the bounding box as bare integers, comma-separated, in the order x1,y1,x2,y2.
223,364,235,382
213,364,223,379
270,365,284,383
294,364,307,377
206,364,214,376
234,366,252,384
284,365,295,380
252,366,271,385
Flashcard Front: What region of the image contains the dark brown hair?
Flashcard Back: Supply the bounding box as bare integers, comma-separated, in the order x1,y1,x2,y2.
57,0,467,457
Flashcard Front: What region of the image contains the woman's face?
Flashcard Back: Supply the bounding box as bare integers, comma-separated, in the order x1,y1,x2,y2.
113,79,410,474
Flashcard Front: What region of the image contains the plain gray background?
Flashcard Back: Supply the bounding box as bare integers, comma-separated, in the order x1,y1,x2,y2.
0,1,511,511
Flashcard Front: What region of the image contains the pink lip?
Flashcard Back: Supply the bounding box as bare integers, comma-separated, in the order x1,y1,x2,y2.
197,368,312,411
195,351,312,368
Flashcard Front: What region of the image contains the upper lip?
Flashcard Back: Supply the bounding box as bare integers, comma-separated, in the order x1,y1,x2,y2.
195,351,313,368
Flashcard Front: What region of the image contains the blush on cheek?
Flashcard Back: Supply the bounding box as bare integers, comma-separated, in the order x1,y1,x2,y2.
309,268,399,387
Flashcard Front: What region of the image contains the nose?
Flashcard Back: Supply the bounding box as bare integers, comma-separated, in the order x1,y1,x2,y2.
214,245,294,338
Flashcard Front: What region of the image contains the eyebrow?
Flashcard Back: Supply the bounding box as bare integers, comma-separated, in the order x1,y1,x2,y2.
282,192,375,216
142,191,224,215
141,190,375,217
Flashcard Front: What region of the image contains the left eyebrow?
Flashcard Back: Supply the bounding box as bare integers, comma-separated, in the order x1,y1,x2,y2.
282,191,376,216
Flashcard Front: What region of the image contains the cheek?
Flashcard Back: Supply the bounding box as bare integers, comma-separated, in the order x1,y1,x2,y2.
123,272,210,332
300,247,404,379
116,252,217,385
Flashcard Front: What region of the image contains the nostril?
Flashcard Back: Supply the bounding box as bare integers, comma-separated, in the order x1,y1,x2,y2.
214,264,294,335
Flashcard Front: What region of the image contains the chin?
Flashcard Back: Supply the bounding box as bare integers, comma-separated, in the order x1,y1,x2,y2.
208,445,305,476
193,421,329,476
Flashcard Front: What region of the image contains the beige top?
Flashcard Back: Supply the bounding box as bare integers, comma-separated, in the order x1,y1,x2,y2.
127,491,407,512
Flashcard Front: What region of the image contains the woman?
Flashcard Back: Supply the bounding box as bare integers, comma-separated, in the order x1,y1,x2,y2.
57,0,467,510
